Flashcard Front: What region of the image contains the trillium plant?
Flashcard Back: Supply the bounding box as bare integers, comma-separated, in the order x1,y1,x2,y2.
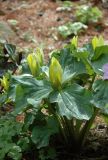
1,36,108,154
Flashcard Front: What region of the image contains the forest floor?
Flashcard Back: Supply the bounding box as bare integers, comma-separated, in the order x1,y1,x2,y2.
0,0,108,59
1,0,108,159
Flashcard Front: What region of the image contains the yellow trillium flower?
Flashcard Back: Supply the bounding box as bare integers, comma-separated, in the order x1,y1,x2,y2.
27,48,44,77
0,76,9,91
36,48,44,67
92,36,104,50
49,57,63,89
71,36,78,48
27,54,38,77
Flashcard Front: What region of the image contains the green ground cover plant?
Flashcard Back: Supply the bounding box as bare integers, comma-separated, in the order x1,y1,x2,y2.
0,36,108,159
58,22,87,38
57,4,102,38
75,5,102,24
0,43,22,77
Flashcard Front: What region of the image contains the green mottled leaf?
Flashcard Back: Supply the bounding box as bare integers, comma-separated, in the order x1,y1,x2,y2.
92,45,108,61
8,146,22,160
92,54,108,75
76,49,94,75
31,116,59,149
59,48,86,83
50,83,93,120
11,74,52,114
92,80,108,110
58,22,87,38
5,44,16,62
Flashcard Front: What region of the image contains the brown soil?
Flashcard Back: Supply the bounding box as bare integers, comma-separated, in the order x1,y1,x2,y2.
0,0,108,59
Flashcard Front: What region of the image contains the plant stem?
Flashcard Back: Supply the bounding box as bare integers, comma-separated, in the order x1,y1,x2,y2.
46,101,69,145
88,74,96,90
79,108,99,147
78,73,97,146
73,119,82,142
57,115,69,145
63,117,75,143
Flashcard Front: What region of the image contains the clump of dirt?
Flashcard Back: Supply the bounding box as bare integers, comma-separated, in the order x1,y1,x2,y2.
0,0,108,59
57,121,108,160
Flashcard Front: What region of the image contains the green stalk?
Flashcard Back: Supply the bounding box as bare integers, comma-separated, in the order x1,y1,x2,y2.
75,119,82,134
79,108,99,147
56,115,69,145
77,74,97,147
88,74,96,90
77,73,97,146
46,100,69,145
68,119,75,138
63,117,83,150
73,119,83,142
63,117,75,144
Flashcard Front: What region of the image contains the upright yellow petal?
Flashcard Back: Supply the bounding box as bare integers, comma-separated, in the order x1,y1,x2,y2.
49,57,63,89
92,36,98,50
27,54,38,77
0,76,9,91
36,48,44,66
71,36,78,48
92,36,104,50
98,36,104,46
